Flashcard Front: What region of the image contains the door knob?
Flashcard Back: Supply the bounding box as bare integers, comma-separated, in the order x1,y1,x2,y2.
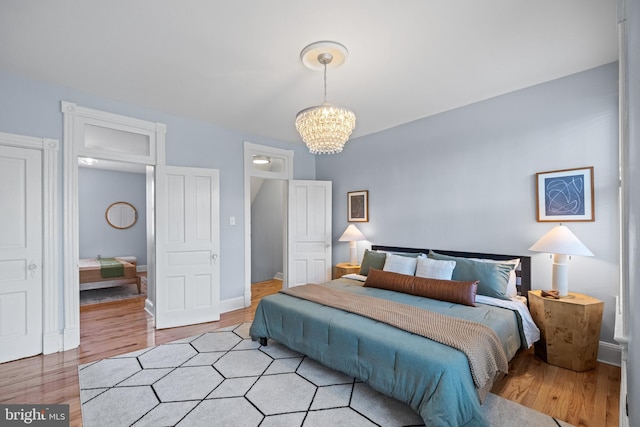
28,261,38,276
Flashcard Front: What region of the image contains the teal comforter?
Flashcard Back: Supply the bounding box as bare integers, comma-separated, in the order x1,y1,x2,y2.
249,278,523,427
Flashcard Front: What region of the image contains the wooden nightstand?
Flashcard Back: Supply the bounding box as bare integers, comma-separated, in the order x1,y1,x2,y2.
528,290,604,371
333,263,361,279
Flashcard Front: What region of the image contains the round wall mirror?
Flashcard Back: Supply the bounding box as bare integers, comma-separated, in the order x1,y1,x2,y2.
106,201,138,229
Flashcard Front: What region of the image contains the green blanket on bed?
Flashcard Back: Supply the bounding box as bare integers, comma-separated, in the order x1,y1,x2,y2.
98,258,124,278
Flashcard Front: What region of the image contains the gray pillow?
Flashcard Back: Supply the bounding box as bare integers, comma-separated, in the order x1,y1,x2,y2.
428,250,514,300
359,249,387,276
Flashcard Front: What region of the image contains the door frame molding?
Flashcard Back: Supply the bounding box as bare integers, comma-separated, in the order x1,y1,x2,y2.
243,142,293,307
0,131,60,355
61,101,165,350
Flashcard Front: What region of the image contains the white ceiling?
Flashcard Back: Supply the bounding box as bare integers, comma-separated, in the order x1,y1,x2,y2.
0,1,618,145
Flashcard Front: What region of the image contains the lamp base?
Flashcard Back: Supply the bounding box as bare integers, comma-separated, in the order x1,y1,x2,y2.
348,242,357,266
551,253,570,297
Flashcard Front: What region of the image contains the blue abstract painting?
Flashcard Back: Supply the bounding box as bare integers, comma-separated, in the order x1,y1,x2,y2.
544,174,585,216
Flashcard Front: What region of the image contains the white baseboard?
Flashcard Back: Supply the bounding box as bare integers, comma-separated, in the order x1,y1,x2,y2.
274,272,284,280
597,340,622,366
220,296,246,314
144,298,154,318
42,330,63,354
137,264,148,273
63,327,80,350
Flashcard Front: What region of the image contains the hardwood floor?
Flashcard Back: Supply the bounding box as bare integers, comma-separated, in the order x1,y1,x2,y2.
492,345,620,426
0,278,619,427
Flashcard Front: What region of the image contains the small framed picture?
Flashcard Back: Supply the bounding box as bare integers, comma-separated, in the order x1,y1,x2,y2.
347,190,368,222
536,166,594,222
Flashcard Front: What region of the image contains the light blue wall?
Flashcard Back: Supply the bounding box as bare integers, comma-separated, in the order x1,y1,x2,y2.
78,168,147,265
317,62,619,344
0,70,316,302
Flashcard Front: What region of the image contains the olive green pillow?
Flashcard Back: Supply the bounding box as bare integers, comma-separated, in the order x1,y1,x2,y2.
358,249,387,276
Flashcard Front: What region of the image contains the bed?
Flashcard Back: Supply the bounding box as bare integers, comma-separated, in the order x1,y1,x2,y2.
250,245,540,427
79,256,141,293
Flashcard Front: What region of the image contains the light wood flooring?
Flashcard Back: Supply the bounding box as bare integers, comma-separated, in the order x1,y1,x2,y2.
0,279,619,427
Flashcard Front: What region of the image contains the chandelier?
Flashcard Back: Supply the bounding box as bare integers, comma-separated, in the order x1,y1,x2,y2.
295,41,356,155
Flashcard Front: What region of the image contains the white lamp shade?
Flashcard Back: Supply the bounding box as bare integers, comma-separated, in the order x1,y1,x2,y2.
529,225,594,256
338,224,366,242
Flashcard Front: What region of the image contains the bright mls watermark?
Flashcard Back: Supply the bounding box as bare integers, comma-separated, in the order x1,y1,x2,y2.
1,405,69,426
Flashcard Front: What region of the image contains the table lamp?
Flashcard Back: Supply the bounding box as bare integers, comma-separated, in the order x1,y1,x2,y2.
529,224,594,297
338,225,366,265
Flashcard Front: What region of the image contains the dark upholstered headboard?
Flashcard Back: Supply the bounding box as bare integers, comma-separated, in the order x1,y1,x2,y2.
371,245,531,299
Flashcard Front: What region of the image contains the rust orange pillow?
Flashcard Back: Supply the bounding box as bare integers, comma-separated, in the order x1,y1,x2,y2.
364,268,478,307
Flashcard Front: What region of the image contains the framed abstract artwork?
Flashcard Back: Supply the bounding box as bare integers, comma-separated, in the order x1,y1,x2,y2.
535,166,594,222
347,190,368,222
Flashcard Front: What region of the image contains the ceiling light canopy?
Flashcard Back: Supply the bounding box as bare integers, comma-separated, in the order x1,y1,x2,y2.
252,155,271,165
295,41,356,155
78,157,97,166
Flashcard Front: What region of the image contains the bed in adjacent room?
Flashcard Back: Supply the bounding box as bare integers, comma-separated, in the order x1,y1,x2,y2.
250,245,540,427
79,256,141,293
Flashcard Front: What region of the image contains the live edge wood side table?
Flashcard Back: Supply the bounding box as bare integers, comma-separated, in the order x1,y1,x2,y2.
528,290,604,371
333,263,361,279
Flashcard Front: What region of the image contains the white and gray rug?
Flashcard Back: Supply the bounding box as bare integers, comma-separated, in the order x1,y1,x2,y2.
78,323,573,427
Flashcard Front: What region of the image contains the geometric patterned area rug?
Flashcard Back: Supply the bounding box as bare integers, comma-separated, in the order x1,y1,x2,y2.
78,323,574,427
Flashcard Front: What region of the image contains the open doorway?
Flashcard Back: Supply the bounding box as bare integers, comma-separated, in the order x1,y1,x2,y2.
77,159,149,308
250,177,286,300
62,101,165,350
243,142,293,307
243,142,333,305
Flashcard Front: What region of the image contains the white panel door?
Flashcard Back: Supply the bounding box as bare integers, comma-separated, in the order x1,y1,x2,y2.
0,145,42,363
155,165,220,329
287,180,332,287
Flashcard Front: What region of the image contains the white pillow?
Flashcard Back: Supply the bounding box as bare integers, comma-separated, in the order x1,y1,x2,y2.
468,257,520,298
382,254,418,275
505,271,518,298
415,256,456,280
